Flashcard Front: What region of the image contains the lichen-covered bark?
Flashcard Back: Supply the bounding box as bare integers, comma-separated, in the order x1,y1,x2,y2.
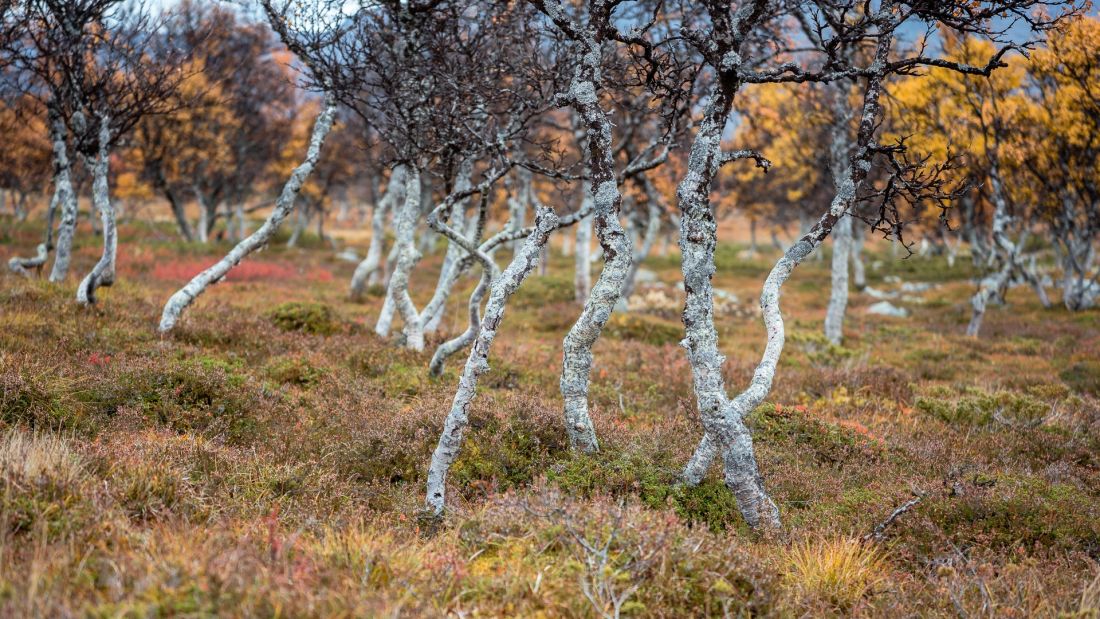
158,95,337,332
76,116,117,305
549,25,634,454
676,77,780,529
47,104,78,283
679,21,894,530
425,206,559,516
429,267,491,376
384,166,426,351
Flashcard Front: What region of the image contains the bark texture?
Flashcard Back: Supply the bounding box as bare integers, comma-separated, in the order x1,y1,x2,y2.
158,95,337,332
47,105,78,283
425,206,559,516
678,17,894,530
76,115,117,305
553,26,634,454
382,166,426,351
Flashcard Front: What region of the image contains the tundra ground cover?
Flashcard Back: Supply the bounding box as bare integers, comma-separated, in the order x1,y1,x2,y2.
1,217,1098,616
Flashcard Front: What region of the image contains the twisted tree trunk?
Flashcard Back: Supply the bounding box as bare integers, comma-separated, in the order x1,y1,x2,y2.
351,165,405,300
76,115,117,306
383,165,426,351
425,206,559,517
9,180,59,277
158,94,337,332
679,24,893,531
966,166,1047,336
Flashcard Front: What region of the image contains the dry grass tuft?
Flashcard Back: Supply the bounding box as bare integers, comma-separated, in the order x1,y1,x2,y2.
782,536,888,612
0,429,85,491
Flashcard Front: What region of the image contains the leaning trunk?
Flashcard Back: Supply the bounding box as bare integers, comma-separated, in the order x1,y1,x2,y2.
159,95,337,332
425,207,559,517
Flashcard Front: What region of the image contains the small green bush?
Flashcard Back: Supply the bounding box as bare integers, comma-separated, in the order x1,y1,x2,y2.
268,302,340,335
266,356,326,388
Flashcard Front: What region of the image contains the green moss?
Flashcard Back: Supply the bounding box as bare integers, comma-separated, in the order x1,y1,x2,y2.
130,356,260,445
548,451,746,533
604,314,682,347
266,356,326,388
268,301,340,335
928,475,1100,551
451,407,569,493
747,404,876,466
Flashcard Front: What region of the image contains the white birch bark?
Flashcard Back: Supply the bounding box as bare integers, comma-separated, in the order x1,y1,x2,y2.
9,180,59,277
47,104,78,283
824,214,852,344
158,95,337,332
375,294,396,337
965,165,1046,336
421,159,474,334
351,165,405,299
851,222,867,290
559,86,633,454
425,206,559,516
679,25,894,530
194,188,213,244
383,166,426,351
76,115,117,306
429,266,492,376
823,85,855,344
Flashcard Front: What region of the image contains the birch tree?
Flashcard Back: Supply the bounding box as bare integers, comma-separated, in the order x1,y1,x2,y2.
528,0,684,454
158,0,342,331
672,0,1065,530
